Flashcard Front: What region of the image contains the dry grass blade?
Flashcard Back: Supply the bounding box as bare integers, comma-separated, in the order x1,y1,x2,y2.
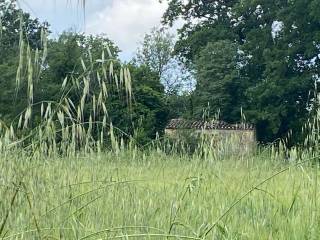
86,233,201,240
80,226,167,239
1,228,73,240
61,196,103,224
40,180,141,218
22,182,42,239
0,182,22,237
168,179,192,235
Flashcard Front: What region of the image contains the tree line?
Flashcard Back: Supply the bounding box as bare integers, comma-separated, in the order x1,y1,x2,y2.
0,0,319,146
161,0,320,145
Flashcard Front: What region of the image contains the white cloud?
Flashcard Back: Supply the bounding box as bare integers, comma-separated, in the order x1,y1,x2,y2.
18,0,87,34
18,0,177,61
86,0,168,61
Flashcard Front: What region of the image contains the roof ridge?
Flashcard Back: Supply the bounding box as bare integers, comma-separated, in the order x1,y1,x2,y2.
166,118,254,131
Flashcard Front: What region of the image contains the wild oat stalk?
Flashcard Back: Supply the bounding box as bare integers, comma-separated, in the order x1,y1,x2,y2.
0,12,133,156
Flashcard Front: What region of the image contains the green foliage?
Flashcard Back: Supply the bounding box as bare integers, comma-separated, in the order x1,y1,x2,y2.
111,64,169,144
39,33,169,145
166,93,194,119
135,27,174,78
162,0,238,64
0,1,47,51
0,1,47,121
233,0,320,143
193,40,248,122
0,3,169,147
162,0,237,26
37,32,120,103
163,0,320,144
174,22,236,66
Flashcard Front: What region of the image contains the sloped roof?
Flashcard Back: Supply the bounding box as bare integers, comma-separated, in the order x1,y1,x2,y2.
166,119,255,131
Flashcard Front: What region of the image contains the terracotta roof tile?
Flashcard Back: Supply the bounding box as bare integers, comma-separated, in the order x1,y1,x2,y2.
166,119,255,131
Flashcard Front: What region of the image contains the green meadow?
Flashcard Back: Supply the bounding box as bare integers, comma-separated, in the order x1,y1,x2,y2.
1,150,319,239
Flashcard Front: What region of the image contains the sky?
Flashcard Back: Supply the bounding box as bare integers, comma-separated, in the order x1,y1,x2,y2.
17,0,174,61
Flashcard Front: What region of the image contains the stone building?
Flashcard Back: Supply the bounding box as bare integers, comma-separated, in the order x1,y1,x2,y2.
165,118,256,154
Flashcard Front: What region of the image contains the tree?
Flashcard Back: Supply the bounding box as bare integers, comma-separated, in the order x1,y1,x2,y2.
163,0,320,144
0,1,169,144
162,0,238,65
122,64,169,144
232,0,320,142
37,32,120,103
162,0,237,26
0,0,47,121
135,27,174,78
135,27,194,95
0,0,48,55
134,27,196,125
193,40,248,122
39,32,168,144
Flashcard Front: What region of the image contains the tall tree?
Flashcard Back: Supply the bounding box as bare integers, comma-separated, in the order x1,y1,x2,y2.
194,40,248,122
135,27,193,95
232,0,320,142
162,0,238,64
39,32,168,144
136,27,174,78
0,2,169,144
0,0,47,121
163,0,320,143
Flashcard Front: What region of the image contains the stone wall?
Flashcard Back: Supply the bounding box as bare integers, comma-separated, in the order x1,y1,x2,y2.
165,128,256,154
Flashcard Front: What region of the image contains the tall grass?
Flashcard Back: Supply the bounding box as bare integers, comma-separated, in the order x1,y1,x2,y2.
0,151,319,239
0,10,135,157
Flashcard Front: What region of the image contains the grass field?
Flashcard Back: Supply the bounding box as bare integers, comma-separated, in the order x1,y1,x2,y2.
1,150,319,240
